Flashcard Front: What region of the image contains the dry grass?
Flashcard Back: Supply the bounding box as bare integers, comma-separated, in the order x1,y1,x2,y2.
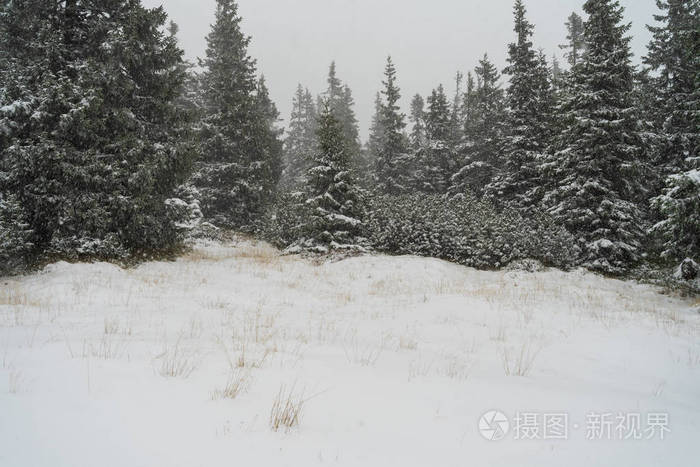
343,336,383,367
269,384,305,432
85,334,127,360
502,342,540,377
490,321,507,342
235,343,273,369
157,335,199,378
212,368,252,400
437,355,472,381
398,335,418,351
8,368,25,394
104,317,121,335
408,356,434,381
0,283,41,307
687,347,700,368
231,244,282,267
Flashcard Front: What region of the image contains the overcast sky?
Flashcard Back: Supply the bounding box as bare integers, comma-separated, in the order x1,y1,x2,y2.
141,0,658,141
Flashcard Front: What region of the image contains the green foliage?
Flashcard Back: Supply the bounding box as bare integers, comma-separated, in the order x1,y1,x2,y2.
543,0,646,274
0,194,33,275
324,62,362,167
651,165,700,260
297,105,366,252
451,54,506,197
367,193,579,270
487,1,554,209
0,0,192,266
193,0,282,229
282,85,318,190
373,56,410,194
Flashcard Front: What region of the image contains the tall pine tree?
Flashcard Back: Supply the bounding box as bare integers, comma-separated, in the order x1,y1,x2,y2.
194,0,281,228
451,55,506,196
647,0,700,261
560,12,586,67
543,0,645,273
366,92,385,180
373,56,410,194
300,103,365,252
488,1,554,209
324,62,362,164
282,84,318,190
416,85,453,194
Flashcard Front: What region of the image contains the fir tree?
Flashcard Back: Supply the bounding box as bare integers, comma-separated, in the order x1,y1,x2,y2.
451,54,506,196
651,163,700,261
416,85,453,194
448,72,465,157
543,0,645,273
560,12,586,67
324,62,362,164
488,1,554,209
409,94,427,151
643,0,699,174
646,0,700,261
404,94,427,189
373,56,410,194
0,193,33,274
366,92,385,178
194,0,281,228
255,75,284,191
0,0,191,261
282,84,318,190
301,103,365,252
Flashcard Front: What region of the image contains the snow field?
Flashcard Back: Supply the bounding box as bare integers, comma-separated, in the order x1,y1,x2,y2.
0,239,699,466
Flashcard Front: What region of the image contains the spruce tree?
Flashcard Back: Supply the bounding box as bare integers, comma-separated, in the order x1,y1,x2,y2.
366,92,385,178
255,75,284,191
409,94,427,151
194,0,281,228
560,12,586,67
405,94,427,190
451,55,506,196
448,72,465,158
0,0,191,261
300,103,365,252
416,85,453,194
644,0,699,174
324,62,362,164
0,193,33,274
488,1,554,209
282,84,318,190
374,56,410,194
543,0,645,273
646,0,700,261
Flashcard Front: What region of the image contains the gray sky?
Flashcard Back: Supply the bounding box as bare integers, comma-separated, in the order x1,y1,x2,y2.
141,0,658,141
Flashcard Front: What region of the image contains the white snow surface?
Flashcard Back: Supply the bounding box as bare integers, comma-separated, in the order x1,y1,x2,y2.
1,238,699,466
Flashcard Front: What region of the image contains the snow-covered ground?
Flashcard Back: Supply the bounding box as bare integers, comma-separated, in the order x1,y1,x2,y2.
1,239,699,466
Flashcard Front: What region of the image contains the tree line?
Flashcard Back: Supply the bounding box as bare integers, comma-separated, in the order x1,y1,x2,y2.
1,0,698,277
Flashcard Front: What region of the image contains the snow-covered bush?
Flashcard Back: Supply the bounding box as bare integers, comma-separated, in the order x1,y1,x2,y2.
256,192,312,249
675,258,699,281
651,166,700,262
366,193,579,270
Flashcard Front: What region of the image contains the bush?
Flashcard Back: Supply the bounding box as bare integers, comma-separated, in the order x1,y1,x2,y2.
256,192,313,250
366,193,579,270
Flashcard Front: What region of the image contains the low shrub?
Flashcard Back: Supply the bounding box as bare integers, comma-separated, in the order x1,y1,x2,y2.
366,193,579,270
